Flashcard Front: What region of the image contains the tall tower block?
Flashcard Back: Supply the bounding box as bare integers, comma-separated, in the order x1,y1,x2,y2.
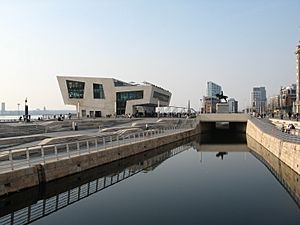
295,42,300,113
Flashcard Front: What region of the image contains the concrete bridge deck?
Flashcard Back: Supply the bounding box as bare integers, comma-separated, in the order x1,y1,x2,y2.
198,113,250,122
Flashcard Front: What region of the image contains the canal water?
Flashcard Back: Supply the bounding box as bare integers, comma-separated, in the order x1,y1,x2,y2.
0,136,300,225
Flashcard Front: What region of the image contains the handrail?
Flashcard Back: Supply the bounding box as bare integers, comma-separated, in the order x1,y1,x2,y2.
0,121,198,173
249,118,300,144
0,144,190,225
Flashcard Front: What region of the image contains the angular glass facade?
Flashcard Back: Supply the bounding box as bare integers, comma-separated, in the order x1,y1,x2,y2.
153,91,170,102
114,79,132,87
93,83,105,99
66,80,85,99
116,91,144,115
207,81,222,98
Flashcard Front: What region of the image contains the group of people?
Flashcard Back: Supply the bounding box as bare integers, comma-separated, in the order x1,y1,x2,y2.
278,112,299,121
281,123,296,133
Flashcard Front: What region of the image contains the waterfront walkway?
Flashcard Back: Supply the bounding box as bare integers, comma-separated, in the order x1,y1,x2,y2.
0,120,196,173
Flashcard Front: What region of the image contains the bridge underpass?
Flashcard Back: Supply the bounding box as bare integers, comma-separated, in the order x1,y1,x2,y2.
198,114,249,144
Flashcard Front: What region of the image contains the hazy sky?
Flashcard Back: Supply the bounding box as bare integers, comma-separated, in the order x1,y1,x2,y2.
0,0,299,111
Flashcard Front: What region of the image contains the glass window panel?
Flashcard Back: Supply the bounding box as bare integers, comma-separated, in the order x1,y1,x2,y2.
66,80,85,99
93,83,105,99
153,91,170,102
116,91,144,115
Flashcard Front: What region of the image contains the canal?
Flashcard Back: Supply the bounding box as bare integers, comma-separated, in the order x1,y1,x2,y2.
0,134,300,225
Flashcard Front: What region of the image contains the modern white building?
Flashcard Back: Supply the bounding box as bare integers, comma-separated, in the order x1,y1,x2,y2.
57,76,172,118
207,81,222,98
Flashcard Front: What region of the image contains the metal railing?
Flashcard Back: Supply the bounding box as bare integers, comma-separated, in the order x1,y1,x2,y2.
0,122,197,173
250,118,300,144
0,144,191,225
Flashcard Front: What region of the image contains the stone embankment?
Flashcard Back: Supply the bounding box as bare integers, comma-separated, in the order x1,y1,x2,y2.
246,119,300,175
247,135,300,206
0,124,200,196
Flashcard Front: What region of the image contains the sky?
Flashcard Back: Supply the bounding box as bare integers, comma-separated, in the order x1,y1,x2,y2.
0,0,299,111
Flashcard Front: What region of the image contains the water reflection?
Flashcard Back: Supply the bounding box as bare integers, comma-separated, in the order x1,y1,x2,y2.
216,152,228,160
247,135,300,207
0,133,299,225
0,137,195,225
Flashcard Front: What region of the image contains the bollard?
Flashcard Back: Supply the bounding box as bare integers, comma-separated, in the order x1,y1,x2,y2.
103,137,106,149
95,139,98,151
26,147,31,167
41,146,45,164
87,141,90,154
54,144,58,160
77,142,80,155
67,143,70,158
9,150,14,170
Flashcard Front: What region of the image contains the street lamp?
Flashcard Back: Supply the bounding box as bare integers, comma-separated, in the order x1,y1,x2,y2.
25,98,29,122
199,99,202,114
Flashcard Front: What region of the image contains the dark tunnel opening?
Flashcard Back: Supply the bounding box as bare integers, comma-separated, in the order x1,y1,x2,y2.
199,121,247,144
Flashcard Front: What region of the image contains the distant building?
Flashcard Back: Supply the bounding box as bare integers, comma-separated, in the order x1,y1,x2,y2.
295,41,300,113
228,98,238,113
251,87,267,114
279,84,296,113
1,102,5,112
203,96,220,113
268,95,280,113
57,76,171,118
203,81,223,113
207,81,222,98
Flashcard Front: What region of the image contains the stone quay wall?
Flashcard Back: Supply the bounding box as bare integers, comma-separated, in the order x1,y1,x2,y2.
0,125,200,196
246,119,300,175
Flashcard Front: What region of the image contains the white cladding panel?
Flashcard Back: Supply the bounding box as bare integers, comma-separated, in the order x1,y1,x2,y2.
57,76,171,117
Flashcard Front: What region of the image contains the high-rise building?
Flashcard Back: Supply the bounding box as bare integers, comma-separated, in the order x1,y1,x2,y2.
251,87,267,114
295,41,300,113
1,102,5,112
228,98,238,113
206,81,222,98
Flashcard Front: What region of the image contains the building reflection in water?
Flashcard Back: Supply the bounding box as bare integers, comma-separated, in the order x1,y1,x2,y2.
0,137,195,225
247,135,300,208
1,133,299,225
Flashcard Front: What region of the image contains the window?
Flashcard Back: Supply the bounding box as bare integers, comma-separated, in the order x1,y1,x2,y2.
113,79,132,87
116,91,144,115
93,83,105,99
66,80,85,99
153,91,170,102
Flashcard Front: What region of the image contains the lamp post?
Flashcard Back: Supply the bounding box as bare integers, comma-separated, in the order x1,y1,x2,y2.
24,98,29,122
199,99,202,114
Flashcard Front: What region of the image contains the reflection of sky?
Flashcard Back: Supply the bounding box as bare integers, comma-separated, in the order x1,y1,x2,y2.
32,148,300,225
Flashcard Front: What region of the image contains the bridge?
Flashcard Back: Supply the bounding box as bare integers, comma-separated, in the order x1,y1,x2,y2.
198,113,250,122
198,113,250,134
